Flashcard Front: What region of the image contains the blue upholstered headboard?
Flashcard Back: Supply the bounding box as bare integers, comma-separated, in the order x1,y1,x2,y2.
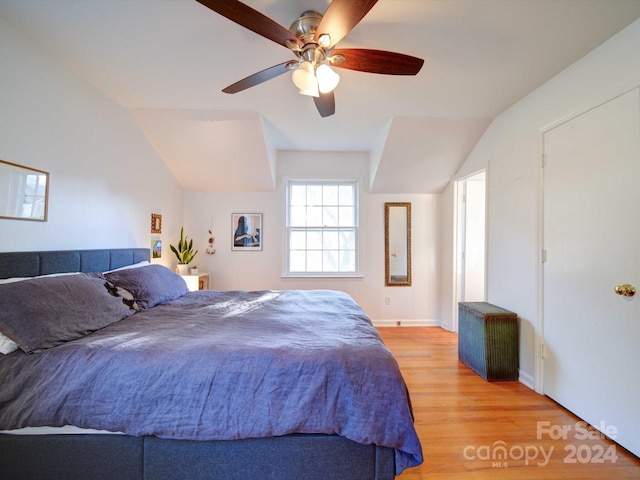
0,248,150,279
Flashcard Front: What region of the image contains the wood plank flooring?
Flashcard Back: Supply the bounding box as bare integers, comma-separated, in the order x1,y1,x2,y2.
377,327,640,479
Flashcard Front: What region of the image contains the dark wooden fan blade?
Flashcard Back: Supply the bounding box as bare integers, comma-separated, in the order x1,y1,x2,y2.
222,61,293,94
315,0,378,47
331,49,424,75
314,91,335,117
196,0,300,48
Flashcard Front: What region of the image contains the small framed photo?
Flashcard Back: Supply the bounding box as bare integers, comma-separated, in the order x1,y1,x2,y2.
232,213,262,251
151,238,162,259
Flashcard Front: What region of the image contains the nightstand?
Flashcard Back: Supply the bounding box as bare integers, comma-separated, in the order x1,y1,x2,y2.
181,273,210,291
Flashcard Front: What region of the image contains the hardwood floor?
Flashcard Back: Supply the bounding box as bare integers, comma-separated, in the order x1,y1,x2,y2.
377,327,640,479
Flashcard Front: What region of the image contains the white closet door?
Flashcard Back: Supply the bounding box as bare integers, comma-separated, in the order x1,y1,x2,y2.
543,88,640,457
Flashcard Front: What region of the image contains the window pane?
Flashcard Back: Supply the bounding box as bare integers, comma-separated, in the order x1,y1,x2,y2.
323,185,338,205
339,185,354,205
339,230,355,249
323,206,339,227
290,206,307,226
290,185,307,205
307,250,323,271
307,206,323,226
290,230,306,249
323,250,339,272
307,185,322,205
308,230,323,249
290,251,306,272
323,230,339,250
339,206,354,227
340,249,355,271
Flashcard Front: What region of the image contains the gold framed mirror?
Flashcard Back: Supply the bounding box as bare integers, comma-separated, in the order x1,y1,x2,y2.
0,160,49,222
385,202,411,286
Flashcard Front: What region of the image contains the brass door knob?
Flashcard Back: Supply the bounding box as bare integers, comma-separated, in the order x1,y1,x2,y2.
614,284,636,297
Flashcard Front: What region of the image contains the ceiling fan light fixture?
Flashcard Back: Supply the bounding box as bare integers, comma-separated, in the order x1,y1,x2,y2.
292,61,320,97
316,63,340,94
292,61,314,89
298,84,320,97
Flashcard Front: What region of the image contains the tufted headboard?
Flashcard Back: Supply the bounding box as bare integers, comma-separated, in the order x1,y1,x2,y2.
0,248,150,279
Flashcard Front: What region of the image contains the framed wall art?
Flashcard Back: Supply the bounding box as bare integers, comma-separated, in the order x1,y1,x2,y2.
232,213,262,251
0,160,49,222
151,238,162,259
151,213,162,234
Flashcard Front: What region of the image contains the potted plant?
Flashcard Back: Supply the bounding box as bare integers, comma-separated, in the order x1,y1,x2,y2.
170,227,198,275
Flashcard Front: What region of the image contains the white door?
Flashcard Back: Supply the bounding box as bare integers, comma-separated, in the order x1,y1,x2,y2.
543,88,640,457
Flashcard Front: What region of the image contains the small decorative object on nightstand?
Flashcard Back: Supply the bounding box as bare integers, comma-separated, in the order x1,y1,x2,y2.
181,272,209,291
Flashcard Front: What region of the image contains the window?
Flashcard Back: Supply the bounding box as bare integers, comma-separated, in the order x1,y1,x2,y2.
286,180,358,275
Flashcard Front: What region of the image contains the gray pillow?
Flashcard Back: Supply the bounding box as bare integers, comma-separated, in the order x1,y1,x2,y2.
0,273,134,353
104,264,188,310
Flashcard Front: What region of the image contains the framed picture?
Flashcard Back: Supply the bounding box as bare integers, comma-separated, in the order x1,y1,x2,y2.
232,213,262,251
151,238,162,258
151,213,162,234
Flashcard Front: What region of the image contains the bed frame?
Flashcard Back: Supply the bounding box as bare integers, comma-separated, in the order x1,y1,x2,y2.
0,248,395,480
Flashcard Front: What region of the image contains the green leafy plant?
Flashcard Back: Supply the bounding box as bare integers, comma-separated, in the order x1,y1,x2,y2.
170,227,198,265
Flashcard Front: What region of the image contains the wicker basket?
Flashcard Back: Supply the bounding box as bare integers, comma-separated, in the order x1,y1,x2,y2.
458,302,519,381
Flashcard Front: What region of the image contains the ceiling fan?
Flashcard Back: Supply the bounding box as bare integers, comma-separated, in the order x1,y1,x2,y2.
195,0,424,117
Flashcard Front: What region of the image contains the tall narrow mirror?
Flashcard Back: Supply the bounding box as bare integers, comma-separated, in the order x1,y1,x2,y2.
0,160,49,221
385,202,411,286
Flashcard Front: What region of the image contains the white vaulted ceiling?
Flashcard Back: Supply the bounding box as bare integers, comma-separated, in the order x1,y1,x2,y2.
1,0,639,193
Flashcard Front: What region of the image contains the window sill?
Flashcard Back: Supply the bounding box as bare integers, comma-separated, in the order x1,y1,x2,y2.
282,273,364,279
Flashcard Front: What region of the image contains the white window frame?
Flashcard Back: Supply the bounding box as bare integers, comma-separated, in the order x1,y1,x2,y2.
284,179,360,277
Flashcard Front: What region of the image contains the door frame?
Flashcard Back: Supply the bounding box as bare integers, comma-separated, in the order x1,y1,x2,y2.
453,169,487,333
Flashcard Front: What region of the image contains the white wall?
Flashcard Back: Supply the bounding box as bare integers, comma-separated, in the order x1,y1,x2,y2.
0,18,183,260
442,18,640,388
183,151,440,324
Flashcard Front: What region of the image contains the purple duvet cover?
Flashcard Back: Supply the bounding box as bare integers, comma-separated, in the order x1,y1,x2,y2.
0,289,422,474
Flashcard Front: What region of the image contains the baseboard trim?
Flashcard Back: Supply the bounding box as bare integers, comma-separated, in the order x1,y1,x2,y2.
519,369,535,390
372,319,440,327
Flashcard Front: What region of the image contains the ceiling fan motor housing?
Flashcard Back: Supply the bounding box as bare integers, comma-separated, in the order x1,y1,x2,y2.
287,11,337,67
289,11,322,43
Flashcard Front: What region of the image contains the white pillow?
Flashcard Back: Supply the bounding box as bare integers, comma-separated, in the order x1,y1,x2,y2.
104,260,150,273
0,277,28,285
0,332,18,354
0,272,78,284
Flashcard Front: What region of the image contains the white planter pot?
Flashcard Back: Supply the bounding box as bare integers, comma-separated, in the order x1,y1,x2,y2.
177,264,189,275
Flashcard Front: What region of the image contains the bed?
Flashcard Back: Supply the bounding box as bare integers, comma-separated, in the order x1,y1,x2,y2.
0,248,422,479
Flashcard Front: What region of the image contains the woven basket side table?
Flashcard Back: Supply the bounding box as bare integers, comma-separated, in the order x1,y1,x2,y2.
458,302,519,381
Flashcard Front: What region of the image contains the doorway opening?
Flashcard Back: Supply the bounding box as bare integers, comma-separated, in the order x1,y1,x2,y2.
454,170,486,331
